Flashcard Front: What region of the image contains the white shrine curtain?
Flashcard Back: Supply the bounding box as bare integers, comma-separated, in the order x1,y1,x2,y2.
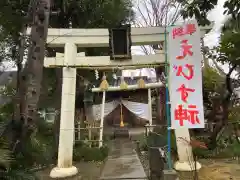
122,100,149,120
93,100,150,121
92,100,119,120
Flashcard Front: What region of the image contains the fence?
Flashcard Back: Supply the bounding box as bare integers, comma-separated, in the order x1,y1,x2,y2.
74,121,103,147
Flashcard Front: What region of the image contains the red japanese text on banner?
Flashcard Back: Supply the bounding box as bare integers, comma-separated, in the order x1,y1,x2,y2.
168,20,204,129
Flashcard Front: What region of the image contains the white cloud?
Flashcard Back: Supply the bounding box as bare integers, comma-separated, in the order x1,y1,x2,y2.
204,0,227,47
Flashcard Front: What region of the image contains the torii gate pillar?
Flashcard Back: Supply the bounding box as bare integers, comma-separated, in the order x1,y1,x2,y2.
50,43,78,178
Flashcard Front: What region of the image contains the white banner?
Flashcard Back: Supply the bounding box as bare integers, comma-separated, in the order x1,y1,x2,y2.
168,20,204,129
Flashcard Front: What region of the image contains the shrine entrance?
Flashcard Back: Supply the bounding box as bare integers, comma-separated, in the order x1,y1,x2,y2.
95,89,157,127
92,78,163,144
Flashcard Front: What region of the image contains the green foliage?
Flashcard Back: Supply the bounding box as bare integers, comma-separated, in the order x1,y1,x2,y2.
220,141,240,158
0,0,29,36
51,0,134,28
202,66,225,109
193,139,240,159
229,107,240,122
0,169,38,180
0,103,14,120
137,129,177,156
73,142,108,162
0,116,55,173
177,0,217,25
192,147,213,158
179,0,240,27
135,133,148,151
223,0,240,18
0,122,40,180
218,31,240,65
19,120,55,168
0,84,15,119
203,66,224,93
222,15,240,32
0,138,13,169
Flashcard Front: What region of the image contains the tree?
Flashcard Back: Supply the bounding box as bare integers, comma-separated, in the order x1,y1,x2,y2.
177,0,240,148
177,0,218,25
134,0,181,53
204,21,240,148
133,0,181,124
178,0,240,25
0,0,135,174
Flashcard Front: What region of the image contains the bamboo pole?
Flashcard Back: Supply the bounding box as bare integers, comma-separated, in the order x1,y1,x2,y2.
99,91,106,148
148,89,153,131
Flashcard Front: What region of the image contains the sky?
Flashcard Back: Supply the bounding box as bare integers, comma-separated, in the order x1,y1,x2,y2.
0,0,228,76
203,0,238,77
204,0,227,48
123,0,228,78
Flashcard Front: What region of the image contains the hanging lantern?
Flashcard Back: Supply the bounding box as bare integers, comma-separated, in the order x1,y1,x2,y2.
109,24,132,60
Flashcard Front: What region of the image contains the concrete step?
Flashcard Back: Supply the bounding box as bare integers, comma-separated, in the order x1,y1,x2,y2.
113,127,130,139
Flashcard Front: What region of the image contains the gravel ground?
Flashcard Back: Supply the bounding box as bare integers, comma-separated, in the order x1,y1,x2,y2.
198,159,240,180
135,141,240,180
138,150,150,177
36,161,104,180
133,139,150,179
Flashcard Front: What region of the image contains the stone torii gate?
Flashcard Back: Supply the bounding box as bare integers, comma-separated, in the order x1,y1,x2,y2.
27,24,212,178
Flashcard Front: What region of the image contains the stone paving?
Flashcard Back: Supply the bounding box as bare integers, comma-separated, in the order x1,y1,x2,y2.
100,139,147,180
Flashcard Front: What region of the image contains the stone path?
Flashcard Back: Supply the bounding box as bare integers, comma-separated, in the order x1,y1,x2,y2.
100,139,147,180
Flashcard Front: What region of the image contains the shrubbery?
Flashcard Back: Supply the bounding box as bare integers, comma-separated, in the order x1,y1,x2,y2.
136,128,240,161
193,140,240,159
73,141,109,162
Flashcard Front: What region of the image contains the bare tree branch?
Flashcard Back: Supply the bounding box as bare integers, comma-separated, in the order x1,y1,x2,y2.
134,0,181,55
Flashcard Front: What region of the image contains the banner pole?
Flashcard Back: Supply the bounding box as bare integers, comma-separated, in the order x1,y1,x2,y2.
164,1,172,169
